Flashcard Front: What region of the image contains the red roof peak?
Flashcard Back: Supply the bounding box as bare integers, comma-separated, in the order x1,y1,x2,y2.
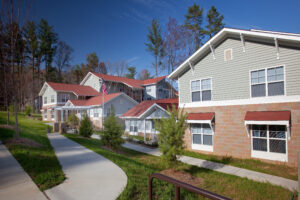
46,82,100,96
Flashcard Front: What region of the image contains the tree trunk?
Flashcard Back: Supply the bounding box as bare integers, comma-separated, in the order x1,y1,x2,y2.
155,55,158,77
31,56,35,113
14,99,19,138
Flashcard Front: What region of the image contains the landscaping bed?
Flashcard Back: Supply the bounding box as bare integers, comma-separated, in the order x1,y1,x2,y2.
66,134,295,200
0,112,65,190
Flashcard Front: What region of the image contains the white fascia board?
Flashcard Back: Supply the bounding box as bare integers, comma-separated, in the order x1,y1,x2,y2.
80,72,93,85
244,120,289,126
138,103,169,119
39,82,49,96
168,27,300,79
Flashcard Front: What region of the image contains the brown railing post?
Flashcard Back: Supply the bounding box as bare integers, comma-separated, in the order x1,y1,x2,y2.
175,185,180,200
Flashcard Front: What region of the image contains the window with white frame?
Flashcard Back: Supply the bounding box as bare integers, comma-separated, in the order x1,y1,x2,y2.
44,96,47,104
251,125,287,154
61,94,70,102
251,66,284,98
130,120,138,132
191,78,212,102
146,87,151,92
94,108,99,118
51,110,54,119
191,124,213,146
51,95,55,103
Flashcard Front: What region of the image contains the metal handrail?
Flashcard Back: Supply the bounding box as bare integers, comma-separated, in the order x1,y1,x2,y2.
148,173,232,200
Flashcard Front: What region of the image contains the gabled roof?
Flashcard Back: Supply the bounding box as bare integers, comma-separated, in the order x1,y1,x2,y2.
121,98,178,118
168,28,300,79
68,92,122,106
44,82,100,96
81,72,166,89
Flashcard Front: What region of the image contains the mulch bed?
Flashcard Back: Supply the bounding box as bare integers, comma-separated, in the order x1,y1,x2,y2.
4,137,43,148
160,168,203,187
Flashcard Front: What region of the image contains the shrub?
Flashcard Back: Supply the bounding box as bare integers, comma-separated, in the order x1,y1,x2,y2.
25,106,32,116
9,105,14,113
79,114,93,137
155,105,187,168
100,106,124,150
67,112,79,129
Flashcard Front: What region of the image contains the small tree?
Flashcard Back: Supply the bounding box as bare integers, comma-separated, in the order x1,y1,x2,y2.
68,112,79,130
100,105,124,150
79,114,93,137
155,105,188,168
25,106,32,116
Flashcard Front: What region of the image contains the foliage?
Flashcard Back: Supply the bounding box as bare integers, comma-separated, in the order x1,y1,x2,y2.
67,112,79,129
137,69,151,80
9,105,14,113
25,105,32,116
54,41,73,82
0,112,65,190
100,106,124,150
66,133,294,200
86,52,99,72
184,3,204,52
145,19,165,77
79,114,93,137
125,66,136,79
204,6,225,38
155,105,188,168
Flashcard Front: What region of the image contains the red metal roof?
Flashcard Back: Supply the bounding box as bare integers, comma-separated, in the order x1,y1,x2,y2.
187,113,215,121
121,98,178,118
47,82,100,96
244,111,291,121
69,93,121,106
91,72,166,89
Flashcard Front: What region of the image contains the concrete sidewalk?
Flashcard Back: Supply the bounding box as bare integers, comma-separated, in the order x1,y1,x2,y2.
122,142,298,191
45,133,127,200
0,143,47,200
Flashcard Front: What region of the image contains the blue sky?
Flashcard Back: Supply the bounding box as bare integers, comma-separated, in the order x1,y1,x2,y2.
32,0,300,76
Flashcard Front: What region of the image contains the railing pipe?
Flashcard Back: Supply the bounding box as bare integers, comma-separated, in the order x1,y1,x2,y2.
148,173,231,200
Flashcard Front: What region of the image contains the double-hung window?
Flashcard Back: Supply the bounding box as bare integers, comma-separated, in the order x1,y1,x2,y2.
191,124,213,151
94,108,99,118
251,125,287,161
251,66,284,97
130,120,138,132
62,94,70,102
51,95,55,103
43,109,47,119
191,78,212,102
44,97,47,104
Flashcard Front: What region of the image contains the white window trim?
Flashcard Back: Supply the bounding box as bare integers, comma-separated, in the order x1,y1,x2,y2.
51,95,55,103
190,124,214,152
44,97,47,105
249,65,286,98
224,48,233,61
190,78,212,102
250,125,288,162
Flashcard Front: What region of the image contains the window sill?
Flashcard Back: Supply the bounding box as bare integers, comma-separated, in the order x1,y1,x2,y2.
192,144,213,152
251,150,287,162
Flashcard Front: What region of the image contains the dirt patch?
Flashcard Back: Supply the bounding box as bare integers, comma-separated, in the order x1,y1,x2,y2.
102,145,128,155
160,168,203,187
4,137,43,148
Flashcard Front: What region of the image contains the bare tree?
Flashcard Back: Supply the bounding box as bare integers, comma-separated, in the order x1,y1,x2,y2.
54,40,73,82
105,59,128,76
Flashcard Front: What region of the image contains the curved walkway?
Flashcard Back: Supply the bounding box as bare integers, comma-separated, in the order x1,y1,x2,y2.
45,133,127,200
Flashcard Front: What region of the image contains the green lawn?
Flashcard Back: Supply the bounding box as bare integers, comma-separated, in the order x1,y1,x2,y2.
66,134,295,200
184,150,297,181
0,112,65,191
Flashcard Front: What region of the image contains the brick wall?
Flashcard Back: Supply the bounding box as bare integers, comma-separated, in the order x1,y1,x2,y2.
182,102,300,167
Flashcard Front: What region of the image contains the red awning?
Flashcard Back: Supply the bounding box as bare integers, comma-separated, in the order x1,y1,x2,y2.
244,111,291,121
187,112,215,122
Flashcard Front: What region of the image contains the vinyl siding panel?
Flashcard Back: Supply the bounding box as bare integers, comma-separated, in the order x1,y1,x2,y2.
43,86,57,105
83,74,101,92
104,95,137,117
179,38,300,104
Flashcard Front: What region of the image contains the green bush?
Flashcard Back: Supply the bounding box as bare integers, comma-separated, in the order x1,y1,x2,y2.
100,106,124,150
9,105,14,113
155,105,187,168
25,106,32,116
79,114,93,137
67,112,79,129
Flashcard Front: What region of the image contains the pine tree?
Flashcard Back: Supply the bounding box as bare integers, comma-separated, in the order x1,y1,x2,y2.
184,4,204,52
79,114,93,137
125,66,136,79
100,105,124,150
145,19,165,77
205,6,225,38
155,105,188,168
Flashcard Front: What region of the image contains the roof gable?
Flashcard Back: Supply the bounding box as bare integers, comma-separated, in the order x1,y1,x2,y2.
168,28,300,79
46,82,100,96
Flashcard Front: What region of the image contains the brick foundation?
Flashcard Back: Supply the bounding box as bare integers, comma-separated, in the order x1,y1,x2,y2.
182,102,300,167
